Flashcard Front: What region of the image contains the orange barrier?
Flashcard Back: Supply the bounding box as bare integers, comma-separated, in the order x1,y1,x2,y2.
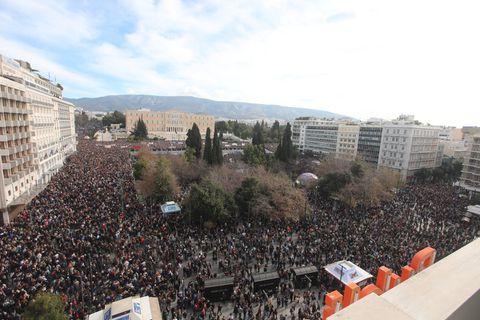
376,266,392,292
323,291,343,320
359,284,383,299
389,273,401,289
400,265,416,283
323,246,437,319
342,283,360,308
410,247,436,272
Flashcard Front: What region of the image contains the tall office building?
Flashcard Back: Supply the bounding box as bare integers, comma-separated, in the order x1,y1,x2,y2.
357,124,383,165
125,109,215,140
460,135,480,194
0,54,76,224
377,117,441,179
292,118,359,160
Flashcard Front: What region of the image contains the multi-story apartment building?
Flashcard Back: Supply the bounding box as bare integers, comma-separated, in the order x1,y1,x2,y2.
0,54,76,224
439,126,463,141
292,117,360,160
461,127,480,140
437,126,467,160
377,118,441,179
357,125,383,165
460,135,480,194
125,109,215,140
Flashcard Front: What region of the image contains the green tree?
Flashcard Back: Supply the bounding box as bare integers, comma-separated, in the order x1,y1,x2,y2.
153,157,178,203
450,160,463,180
133,159,147,180
252,121,265,146
350,162,364,178
74,112,103,137
102,110,126,127
235,177,268,217
414,168,431,183
275,122,295,162
184,147,196,163
186,123,202,159
74,112,89,128
131,118,148,140
431,167,445,182
23,293,66,320
203,127,213,164
269,120,281,142
243,144,267,166
215,121,228,133
185,179,237,224
317,172,352,197
212,128,223,165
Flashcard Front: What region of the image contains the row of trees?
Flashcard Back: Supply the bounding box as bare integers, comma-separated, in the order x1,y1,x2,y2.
314,158,401,208
216,120,284,143
102,110,126,128
130,118,148,140
185,124,223,165
184,167,308,224
74,112,103,138
135,148,178,204
414,159,463,183
133,144,308,224
75,110,126,138
243,122,296,167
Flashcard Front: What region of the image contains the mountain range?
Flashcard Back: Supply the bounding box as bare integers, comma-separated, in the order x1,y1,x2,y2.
66,95,348,121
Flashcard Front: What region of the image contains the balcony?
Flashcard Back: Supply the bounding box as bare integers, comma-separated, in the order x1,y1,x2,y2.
0,105,29,114
0,120,27,127
0,92,27,103
0,134,15,142
1,162,12,170
465,160,480,170
0,146,15,156
462,169,480,177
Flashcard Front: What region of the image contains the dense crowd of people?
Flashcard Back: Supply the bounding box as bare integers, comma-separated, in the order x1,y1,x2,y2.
0,141,478,319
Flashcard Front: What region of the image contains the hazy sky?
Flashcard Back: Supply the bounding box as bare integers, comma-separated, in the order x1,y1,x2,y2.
0,0,478,126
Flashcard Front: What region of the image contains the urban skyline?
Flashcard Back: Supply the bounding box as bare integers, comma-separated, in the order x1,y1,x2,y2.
0,0,479,128
1,32,480,320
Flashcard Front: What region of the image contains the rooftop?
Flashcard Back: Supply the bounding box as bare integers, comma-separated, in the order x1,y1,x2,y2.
329,238,480,320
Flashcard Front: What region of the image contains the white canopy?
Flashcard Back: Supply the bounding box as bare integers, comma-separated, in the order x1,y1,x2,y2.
324,260,373,285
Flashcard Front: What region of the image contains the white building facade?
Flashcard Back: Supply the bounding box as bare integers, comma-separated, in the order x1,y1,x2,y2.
460,135,480,194
292,118,359,160
377,122,441,179
0,54,76,224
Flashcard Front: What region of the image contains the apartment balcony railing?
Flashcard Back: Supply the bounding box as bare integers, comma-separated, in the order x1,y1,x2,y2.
0,134,15,142
0,92,28,103
0,146,15,156
0,106,29,115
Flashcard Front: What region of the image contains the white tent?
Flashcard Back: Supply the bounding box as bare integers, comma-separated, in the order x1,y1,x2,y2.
160,201,181,216
324,260,373,286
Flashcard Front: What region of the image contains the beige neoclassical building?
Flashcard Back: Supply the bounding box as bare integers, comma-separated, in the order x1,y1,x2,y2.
126,109,215,140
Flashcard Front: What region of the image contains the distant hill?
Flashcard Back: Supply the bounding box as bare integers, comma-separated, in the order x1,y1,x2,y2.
66,95,348,121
